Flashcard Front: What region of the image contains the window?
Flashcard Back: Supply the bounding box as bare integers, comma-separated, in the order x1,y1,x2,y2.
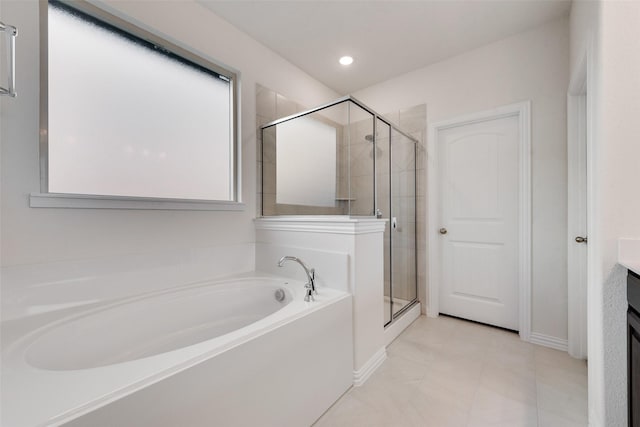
275,116,337,207
35,0,240,209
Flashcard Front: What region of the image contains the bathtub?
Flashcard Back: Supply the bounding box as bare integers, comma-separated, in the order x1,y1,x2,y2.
1,274,353,426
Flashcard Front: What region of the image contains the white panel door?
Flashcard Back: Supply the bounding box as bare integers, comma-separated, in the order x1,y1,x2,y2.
568,93,588,358
438,115,519,330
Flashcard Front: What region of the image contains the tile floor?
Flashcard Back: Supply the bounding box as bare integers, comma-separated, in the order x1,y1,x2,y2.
314,315,588,427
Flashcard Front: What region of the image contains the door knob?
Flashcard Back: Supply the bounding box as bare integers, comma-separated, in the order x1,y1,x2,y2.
439,228,448,235
575,236,588,244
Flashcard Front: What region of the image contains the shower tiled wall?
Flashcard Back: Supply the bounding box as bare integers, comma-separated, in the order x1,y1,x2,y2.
346,117,376,216
255,83,427,312
256,85,300,216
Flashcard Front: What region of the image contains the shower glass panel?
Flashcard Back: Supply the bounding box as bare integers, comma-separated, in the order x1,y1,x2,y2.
390,129,417,316
348,104,377,217
261,100,375,216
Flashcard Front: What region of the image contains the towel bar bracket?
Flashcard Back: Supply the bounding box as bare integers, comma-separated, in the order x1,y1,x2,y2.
0,21,18,98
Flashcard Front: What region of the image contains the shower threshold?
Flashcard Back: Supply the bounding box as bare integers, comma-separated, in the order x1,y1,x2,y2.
384,297,419,326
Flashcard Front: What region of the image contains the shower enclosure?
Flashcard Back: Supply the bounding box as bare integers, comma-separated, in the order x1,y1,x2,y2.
260,96,417,326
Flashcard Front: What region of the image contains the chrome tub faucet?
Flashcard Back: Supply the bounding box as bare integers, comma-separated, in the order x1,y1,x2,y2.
277,256,316,302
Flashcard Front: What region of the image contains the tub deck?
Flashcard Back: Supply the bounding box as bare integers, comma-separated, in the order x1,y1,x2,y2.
1,274,353,427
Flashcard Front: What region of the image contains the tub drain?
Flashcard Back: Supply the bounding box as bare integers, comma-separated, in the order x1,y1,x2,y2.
274,288,286,302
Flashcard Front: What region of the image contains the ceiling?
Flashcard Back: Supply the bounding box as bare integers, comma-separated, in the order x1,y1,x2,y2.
199,1,571,95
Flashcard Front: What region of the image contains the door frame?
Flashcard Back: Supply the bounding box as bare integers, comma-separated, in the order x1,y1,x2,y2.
426,101,532,342
567,51,592,360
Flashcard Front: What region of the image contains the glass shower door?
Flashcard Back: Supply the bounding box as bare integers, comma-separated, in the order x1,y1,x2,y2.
375,118,392,326
390,129,417,317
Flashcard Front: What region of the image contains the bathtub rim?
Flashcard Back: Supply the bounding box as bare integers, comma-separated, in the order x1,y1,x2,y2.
14,276,296,369
23,279,297,371
1,273,351,427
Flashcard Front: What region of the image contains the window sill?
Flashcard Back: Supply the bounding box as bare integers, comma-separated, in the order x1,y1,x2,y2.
29,193,245,211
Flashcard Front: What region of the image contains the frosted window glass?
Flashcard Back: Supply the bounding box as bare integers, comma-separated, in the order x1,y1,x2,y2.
276,116,336,207
47,4,233,201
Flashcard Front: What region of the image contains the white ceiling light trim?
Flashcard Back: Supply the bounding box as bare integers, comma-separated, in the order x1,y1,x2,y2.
339,56,354,66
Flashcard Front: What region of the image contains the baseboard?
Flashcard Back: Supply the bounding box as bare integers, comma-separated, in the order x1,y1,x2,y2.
353,347,387,387
529,332,568,352
384,302,421,346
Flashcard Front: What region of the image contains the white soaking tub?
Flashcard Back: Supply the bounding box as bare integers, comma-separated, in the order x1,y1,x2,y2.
1,275,353,427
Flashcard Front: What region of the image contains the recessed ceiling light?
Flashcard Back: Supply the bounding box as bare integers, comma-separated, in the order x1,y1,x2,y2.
339,56,354,66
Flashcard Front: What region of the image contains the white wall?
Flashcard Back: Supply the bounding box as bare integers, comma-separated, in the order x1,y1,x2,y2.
0,1,337,269
354,18,570,342
599,5,640,422
599,1,640,264
570,3,606,425
571,1,640,425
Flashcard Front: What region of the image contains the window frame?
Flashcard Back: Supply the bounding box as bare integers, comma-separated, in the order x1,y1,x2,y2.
33,0,243,211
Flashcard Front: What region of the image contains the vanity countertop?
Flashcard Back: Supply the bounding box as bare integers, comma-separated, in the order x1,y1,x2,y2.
619,238,640,276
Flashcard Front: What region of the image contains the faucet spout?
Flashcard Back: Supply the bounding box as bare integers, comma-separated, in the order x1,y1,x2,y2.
277,256,317,300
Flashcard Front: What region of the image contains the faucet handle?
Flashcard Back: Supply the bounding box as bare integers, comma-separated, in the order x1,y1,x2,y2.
304,286,315,302
309,268,317,294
